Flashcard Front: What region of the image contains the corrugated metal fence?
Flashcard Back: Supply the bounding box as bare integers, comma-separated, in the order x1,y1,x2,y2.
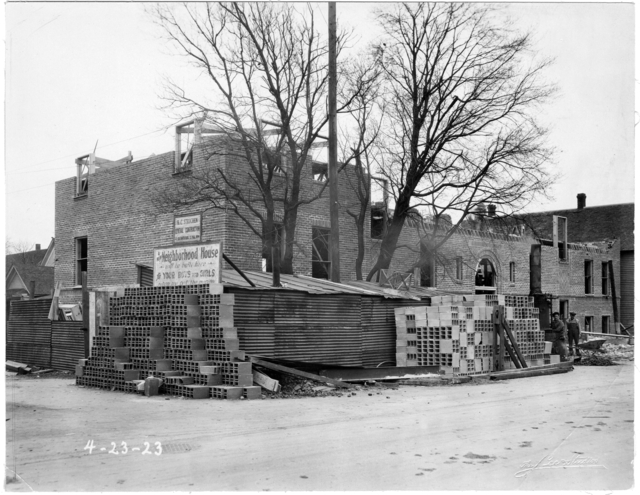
230,288,424,367
6,299,84,371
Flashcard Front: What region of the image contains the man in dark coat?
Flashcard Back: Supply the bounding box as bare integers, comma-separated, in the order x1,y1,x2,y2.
566,311,582,357
550,312,567,360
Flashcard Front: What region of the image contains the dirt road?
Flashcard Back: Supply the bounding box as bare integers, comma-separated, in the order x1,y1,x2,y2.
4,362,634,491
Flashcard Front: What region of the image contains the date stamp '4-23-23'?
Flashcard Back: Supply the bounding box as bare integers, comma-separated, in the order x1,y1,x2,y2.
84,440,162,456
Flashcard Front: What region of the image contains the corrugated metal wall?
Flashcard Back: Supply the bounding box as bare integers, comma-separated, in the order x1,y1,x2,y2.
620,251,634,328
6,299,85,371
51,321,85,371
6,299,52,368
230,289,364,366
361,298,426,367
230,288,423,367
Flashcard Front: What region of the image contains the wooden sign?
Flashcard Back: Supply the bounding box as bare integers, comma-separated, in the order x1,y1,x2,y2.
153,241,222,286
174,213,202,243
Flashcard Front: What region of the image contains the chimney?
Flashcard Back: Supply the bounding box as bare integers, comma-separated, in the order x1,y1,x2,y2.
487,204,497,217
577,193,586,210
36,244,41,250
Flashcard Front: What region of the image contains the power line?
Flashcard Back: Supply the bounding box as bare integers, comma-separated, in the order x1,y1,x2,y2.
6,128,167,175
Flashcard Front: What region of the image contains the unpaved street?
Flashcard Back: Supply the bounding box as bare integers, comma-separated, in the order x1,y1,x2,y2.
5,362,634,491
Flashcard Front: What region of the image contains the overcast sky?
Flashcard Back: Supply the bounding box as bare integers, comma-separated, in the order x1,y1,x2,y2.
3,1,636,250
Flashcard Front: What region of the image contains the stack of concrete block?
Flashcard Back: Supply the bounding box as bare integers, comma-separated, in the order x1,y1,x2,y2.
395,294,549,376
76,284,261,400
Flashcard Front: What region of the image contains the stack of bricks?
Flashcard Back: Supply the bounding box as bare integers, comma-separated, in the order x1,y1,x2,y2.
395,294,551,376
76,284,261,400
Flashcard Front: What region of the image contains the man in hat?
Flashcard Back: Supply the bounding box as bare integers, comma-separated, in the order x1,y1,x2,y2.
566,311,582,357
550,312,567,360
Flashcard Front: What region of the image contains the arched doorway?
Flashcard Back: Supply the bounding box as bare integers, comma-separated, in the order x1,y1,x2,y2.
475,258,497,294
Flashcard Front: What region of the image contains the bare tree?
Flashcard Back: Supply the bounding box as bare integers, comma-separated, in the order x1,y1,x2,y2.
366,3,556,281
5,238,36,261
150,3,359,275
338,53,385,279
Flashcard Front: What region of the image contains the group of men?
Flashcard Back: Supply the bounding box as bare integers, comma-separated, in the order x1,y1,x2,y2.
550,311,582,359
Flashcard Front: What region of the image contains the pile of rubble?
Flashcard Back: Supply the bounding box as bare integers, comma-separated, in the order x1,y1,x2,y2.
601,342,634,361
575,341,634,366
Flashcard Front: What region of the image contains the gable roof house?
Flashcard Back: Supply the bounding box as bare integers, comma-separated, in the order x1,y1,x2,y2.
6,239,55,319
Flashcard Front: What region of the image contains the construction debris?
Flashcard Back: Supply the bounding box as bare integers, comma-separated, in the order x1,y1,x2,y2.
6,361,31,374
574,342,634,366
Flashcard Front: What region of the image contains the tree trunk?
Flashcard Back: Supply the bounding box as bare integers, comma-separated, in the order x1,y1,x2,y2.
281,208,297,275
366,210,407,281
354,202,367,281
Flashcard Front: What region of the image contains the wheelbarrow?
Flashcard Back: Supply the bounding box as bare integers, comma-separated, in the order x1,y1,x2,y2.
574,338,607,361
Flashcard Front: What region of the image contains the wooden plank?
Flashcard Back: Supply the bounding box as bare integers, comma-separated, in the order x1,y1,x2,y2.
249,356,355,389
608,260,619,329
492,307,505,371
500,310,527,368
490,362,573,381
252,370,280,392
48,282,62,320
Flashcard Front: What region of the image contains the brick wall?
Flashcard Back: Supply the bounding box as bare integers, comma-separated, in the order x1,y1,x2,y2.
55,140,370,289
368,218,620,333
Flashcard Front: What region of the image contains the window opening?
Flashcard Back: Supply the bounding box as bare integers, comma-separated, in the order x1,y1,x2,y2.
475,258,496,290
75,151,132,196
601,262,609,295
584,315,594,333
559,300,569,321
76,237,88,285
601,315,610,334
585,260,593,294
371,203,386,239
456,257,463,280
420,243,435,287
311,227,331,279
312,162,328,182
553,215,568,261
509,262,516,283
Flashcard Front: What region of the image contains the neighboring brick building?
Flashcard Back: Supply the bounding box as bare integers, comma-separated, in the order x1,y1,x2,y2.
515,194,633,330
370,216,621,333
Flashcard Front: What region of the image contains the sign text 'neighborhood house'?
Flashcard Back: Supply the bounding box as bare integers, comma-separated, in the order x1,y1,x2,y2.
153,241,222,286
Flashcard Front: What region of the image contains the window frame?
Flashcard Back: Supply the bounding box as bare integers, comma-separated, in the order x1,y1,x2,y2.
601,315,610,334
455,257,463,280
584,259,593,294
75,237,88,286
311,226,331,279
584,315,594,333
553,215,568,261
509,261,516,283
601,262,610,296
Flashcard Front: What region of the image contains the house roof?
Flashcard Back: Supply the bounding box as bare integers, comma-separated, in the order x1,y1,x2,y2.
6,263,54,296
517,203,634,251
6,248,48,274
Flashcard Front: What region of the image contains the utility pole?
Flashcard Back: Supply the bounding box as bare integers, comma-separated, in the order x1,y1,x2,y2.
328,1,340,283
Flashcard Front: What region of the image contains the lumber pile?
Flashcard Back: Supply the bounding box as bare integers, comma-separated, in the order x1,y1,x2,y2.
75,284,260,400
395,294,558,377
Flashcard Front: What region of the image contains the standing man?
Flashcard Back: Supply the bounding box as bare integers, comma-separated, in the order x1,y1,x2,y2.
566,311,582,357
550,312,567,361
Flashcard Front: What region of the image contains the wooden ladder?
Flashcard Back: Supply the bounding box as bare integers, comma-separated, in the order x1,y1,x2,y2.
492,305,528,371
